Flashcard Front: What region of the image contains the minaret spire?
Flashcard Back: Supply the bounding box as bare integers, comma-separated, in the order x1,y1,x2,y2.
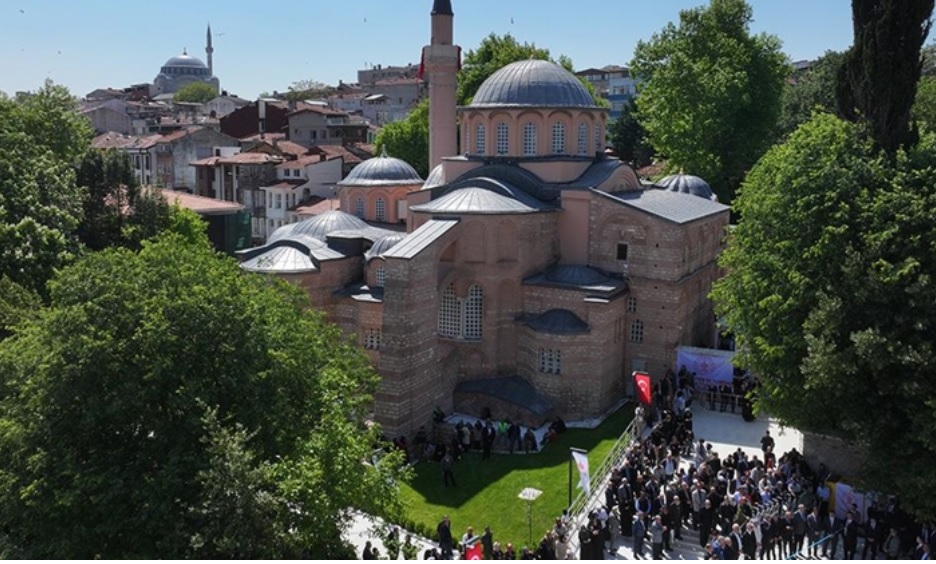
206,23,214,76
424,0,458,170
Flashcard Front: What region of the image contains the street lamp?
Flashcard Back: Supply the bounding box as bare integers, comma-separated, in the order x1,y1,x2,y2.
518,487,543,547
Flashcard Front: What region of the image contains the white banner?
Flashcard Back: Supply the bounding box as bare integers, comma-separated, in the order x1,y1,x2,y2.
676,346,735,386
834,482,866,521
572,450,590,495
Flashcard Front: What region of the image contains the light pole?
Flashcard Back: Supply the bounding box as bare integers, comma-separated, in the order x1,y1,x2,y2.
518,487,543,547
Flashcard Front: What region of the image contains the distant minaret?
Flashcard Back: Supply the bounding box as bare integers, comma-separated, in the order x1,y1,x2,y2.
206,24,214,76
423,0,458,170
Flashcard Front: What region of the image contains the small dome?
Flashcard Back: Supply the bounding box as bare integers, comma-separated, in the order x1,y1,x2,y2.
163,53,209,69
268,210,370,243
365,233,407,260
422,164,446,191
469,59,597,109
656,174,718,202
338,148,424,187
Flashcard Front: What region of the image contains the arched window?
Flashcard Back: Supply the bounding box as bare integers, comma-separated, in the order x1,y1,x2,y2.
374,265,386,288
595,124,603,152
464,284,484,340
552,122,566,154
523,122,537,156
438,284,460,338
538,349,562,374
475,123,486,155
630,319,644,343
578,123,589,155
496,122,509,155
626,296,637,313
354,197,365,218
375,197,387,222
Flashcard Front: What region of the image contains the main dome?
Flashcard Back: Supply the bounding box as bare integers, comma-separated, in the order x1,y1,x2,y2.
163,53,209,69
469,59,597,109
338,149,424,187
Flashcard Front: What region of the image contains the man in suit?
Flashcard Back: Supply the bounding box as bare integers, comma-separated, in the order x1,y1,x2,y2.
843,511,860,560
726,523,743,560
742,522,758,560
633,512,647,559
437,516,453,560
792,503,808,555
807,506,822,557
862,512,884,560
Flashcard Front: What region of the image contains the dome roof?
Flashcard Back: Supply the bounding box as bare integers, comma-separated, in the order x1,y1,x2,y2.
163,53,209,69
338,148,424,187
422,164,446,191
656,174,718,202
469,59,597,109
268,210,370,242
365,233,407,260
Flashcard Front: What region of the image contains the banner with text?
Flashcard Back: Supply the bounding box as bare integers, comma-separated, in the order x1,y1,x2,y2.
675,346,735,386
572,450,590,495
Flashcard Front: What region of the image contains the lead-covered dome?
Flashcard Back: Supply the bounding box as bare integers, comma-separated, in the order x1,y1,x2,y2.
338,148,423,187
656,174,718,202
268,210,370,242
469,59,597,109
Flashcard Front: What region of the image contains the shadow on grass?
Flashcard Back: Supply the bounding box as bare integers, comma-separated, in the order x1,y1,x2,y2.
400,403,635,546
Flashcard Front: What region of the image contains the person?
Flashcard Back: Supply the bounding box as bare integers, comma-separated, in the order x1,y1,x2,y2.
481,526,494,560
699,499,715,548
668,496,684,541
843,511,859,560
635,404,647,438
862,511,883,560
633,512,647,559
884,527,901,559
608,505,622,554
523,427,537,452
727,523,742,561
362,540,375,560
793,503,808,555
555,534,569,560
491,541,504,560
650,515,666,560
402,534,419,560
442,453,456,487
437,516,453,560
742,521,758,560
504,542,517,560
461,526,476,559
507,421,520,454
760,430,775,458
482,421,496,460
807,506,822,558
579,523,592,560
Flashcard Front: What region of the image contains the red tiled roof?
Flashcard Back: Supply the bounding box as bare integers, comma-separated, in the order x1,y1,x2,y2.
191,152,285,166
160,189,244,215
275,140,312,157
291,196,338,215
288,104,347,117
158,126,204,144
266,181,306,189
239,132,286,143
278,153,339,169
92,131,161,150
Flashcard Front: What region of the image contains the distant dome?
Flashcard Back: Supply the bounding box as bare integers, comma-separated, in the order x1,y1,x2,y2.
469,59,597,109
163,53,209,69
268,210,370,242
656,174,718,202
365,233,407,260
422,164,446,191
338,148,424,187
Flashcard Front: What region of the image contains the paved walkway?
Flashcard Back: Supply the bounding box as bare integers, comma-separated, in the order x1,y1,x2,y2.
344,406,805,560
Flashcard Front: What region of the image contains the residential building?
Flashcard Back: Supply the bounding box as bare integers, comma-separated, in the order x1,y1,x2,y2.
357,63,420,86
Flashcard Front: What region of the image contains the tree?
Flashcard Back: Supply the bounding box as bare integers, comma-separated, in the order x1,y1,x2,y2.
712,112,936,519
173,82,218,104
0,277,41,341
631,0,788,204
0,233,408,558
836,0,934,154
285,78,333,102
375,99,429,177
608,98,655,168
777,50,846,140
0,81,92,295
913,75,936,131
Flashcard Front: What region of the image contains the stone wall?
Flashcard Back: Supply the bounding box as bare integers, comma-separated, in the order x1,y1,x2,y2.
801,431,869,482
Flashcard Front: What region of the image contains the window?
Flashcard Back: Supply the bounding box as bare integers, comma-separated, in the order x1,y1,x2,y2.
595,124,603,152
551,122,565,154
626,296,637,313
523,122,537,156
475,123,486,155
364,328,382,350
630,319,644,343
438,284,460,338
539,349,562,374
275,193,282,209
375,197,387,222
578,123,589,155
496,122,509,155
464,285,484,340
293,169,301,177
354,197,365,218
374,265,386,288
267,192,273,208
617,243,629,261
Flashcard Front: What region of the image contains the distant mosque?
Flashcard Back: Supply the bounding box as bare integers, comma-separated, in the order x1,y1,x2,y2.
152,25,220,96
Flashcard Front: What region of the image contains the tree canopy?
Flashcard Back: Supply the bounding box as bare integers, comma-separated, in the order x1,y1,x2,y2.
375,99,429,177
631,0,788,204
173,81,218,104
836,0,934,154
777,50,845,140
0,232,408,558
608,98,655,169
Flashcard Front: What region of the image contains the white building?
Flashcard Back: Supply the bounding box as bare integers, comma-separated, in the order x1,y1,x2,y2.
258,155,343,239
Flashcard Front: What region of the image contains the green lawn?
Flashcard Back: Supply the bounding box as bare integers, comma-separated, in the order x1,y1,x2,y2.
399,403,635,550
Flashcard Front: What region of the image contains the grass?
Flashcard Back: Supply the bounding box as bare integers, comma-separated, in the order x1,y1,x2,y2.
399,403,635,550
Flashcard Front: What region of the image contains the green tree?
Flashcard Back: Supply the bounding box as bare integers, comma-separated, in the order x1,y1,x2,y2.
375,99,429,177
836,0,934,154
631,0,788,204
174,81,218,104
712,113,936,518
777,50,845,140
608,98,655,168
0,233,408,558
913,75,936,131
0,277,41,341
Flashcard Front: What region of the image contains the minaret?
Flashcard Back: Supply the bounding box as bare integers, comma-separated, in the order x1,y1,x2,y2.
205,24,214,76
423,0,458,170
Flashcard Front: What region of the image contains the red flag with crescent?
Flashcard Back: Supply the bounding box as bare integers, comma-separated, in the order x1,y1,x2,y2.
634,371,652,405
466,542,483,560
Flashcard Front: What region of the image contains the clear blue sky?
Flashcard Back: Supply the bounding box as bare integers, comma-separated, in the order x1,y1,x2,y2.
0,0,856,100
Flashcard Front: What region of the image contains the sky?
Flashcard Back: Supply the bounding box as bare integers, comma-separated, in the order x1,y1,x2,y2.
0,0,856,100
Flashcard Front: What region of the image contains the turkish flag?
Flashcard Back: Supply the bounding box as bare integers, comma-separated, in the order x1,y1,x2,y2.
465,542,483,560
634,371,652,405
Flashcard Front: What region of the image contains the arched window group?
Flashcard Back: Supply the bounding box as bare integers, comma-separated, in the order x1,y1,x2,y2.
496,123,510,155
475,123,486,156
578,123,589,155
437,283,484,340
354,197,365,218
523,122,537,156
552,122,566,154
375,197,387,223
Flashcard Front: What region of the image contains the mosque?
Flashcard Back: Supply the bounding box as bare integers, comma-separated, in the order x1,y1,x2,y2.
237,0,729,437
152,25,220,96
